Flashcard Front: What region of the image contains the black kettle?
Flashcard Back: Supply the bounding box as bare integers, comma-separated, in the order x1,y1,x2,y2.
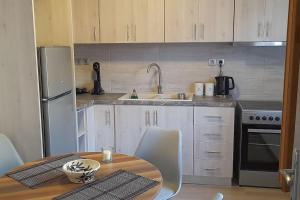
215,76,235,96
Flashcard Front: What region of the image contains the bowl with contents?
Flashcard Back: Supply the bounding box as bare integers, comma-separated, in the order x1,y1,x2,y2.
63,159,100,183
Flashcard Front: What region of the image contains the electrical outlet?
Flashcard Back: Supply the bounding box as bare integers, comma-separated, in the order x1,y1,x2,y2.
208,59,217,66
217,59,225,66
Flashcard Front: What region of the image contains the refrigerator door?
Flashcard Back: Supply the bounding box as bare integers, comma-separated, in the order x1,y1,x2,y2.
43,92,77,156
39,47,73,98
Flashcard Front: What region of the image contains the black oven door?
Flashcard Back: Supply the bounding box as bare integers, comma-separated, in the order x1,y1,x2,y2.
241,124,281,171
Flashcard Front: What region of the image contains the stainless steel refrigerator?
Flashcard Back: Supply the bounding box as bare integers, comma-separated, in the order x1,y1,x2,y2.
38,47,77,156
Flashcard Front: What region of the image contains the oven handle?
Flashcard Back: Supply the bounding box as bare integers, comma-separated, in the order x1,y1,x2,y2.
248,129,281,134
248,142,280,147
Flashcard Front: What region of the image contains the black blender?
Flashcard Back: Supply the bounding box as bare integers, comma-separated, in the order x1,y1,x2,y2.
91,62,104,95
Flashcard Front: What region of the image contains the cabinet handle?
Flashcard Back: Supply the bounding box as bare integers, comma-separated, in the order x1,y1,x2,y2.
93,27,96,41
266,22,270,38
133,24,136,42
105,110,109,126
127,25,129,42
145,111,150,126
258,22,263,38
204,168,219,171
152,111,156,126
108,110,111,126
204,133,222,136
205,151,221,154
200,23,205,40
155,110,158,126
194,24,197,41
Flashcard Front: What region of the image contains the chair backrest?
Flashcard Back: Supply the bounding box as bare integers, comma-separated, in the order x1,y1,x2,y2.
0,134,24,176
135,127,182,196
214,193,224,200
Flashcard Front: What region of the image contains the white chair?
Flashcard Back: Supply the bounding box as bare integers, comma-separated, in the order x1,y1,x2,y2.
0,134,23,176
135,127,182,200
214,193,224,200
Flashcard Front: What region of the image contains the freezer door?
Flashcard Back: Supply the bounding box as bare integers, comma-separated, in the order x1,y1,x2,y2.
39,47,73,98
43,93,77,156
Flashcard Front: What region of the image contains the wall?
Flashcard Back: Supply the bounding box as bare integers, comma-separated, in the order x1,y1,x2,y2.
74,44,285,101
0,0,43,162
294,64,300,149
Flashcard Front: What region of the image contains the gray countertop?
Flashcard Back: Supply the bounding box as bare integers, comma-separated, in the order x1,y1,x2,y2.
76,93,236,110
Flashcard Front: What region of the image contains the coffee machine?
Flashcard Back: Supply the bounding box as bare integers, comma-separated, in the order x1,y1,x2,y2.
215,61,235,96
91,62,104,95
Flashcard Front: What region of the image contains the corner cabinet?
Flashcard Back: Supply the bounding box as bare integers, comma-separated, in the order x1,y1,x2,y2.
193,107,235,185
165,0,234,42
234,0,289,42
115,105,194,176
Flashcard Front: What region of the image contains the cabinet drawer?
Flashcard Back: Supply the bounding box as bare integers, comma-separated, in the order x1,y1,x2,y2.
194,123,234,143
194,159,233,178
194,107,234,126
195,141,233,160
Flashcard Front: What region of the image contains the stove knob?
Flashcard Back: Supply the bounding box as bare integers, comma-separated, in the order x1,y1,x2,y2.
249,116,254,120
275,117,280,121
256,116,261,120
269,116,274,121
262,116,267,121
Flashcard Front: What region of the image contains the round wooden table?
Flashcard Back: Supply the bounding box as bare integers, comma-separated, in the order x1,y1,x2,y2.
0,153,162,200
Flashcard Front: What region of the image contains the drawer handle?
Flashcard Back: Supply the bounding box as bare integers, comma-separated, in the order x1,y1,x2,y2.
205,151,221,154
204,168,219,171
204,133,222,136
204,116,222,119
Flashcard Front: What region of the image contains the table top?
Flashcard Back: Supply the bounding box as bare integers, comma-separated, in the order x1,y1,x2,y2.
0,153,162,200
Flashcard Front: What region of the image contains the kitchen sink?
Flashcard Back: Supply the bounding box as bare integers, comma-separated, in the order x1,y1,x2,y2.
118,93,193,101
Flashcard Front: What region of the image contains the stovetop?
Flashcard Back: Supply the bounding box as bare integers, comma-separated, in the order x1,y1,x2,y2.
238,101,282,112
238,101,282,125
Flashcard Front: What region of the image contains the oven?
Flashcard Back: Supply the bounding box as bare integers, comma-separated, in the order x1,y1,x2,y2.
237,100,282,188
241,124,281,172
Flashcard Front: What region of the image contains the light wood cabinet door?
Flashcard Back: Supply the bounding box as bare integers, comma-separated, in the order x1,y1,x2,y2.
165,0,234,42
72,0,100,43
131,0,164,43
34,0,73,46
115,105,153,155
94,105,115,151
197,0,234,42
157,106,194,176
234,0,266,42
99,0,131,43
165,0,199,42
264,0,289,41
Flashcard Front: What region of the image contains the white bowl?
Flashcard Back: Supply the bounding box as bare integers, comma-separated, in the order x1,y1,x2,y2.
62,159,100,184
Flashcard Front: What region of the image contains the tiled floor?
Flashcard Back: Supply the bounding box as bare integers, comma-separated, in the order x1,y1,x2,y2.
173,184,290,200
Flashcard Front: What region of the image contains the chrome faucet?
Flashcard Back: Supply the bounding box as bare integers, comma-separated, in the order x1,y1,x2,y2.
147,63,163,94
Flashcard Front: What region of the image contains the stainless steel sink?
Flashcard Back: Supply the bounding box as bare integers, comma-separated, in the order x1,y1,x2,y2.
118,93,193,101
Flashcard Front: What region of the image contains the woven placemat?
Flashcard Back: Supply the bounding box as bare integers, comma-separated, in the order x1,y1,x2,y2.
7,154,80,188
54,170,160,200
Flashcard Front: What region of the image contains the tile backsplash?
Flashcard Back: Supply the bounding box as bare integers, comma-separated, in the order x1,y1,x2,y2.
74,43,285,101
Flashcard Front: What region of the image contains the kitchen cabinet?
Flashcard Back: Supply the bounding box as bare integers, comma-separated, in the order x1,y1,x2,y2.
76,108,88,152
94,105,115,151
99,0,164,43
165,0,234,42
72,0,100,43
115,105,194,176
234,0,289,42
115,105,153,155
34,0,73,46
194,107,235,181
86,106,96,151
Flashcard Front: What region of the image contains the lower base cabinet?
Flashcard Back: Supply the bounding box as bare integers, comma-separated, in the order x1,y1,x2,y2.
115,105,194,176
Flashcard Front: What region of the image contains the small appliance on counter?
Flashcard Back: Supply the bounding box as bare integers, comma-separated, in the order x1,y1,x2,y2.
76,87,88,95
91,62,104,95
235,100,282,188
215,61,235,96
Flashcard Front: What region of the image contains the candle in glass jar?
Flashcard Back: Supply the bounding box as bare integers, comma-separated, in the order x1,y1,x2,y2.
103,150,112,162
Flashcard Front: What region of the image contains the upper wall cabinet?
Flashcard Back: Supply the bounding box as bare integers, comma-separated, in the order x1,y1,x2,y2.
72,0,100,43
34,0,73,46
99,0,164,43
234,0,289,42
165,0,234,42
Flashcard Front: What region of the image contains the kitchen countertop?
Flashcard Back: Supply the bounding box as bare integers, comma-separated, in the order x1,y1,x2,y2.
76,93,236,110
